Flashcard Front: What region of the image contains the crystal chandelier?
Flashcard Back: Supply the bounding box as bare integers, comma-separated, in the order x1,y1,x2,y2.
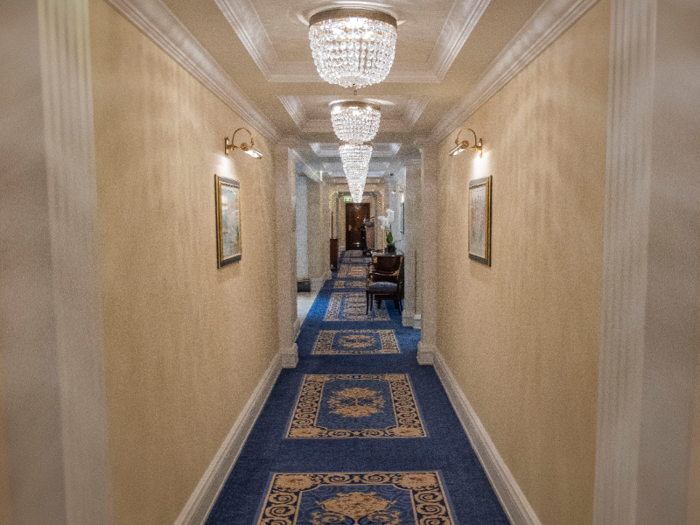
309,8,397,89
331,101,381,144
340,142,372,203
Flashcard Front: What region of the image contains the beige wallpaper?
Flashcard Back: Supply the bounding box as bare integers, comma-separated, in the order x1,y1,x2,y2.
90,0,279,522
689,358,700,525
435,2,610,524
0,359,10,525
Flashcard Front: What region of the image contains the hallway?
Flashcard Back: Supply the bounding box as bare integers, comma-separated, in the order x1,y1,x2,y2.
206,251,508,524
2,0,699,524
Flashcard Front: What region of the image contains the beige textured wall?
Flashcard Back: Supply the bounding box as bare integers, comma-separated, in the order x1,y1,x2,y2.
0,357,10,525
690,359,700,525
89,1,279,523
435,2,609,524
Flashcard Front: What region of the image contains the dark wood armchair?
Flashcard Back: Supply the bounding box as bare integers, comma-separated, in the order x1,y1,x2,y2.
366,254,404,314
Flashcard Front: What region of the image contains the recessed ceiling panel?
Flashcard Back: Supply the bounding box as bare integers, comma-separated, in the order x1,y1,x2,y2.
215,0,492,82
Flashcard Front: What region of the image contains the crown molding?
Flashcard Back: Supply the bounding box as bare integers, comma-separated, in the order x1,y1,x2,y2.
278,96,307,129
103,0,279,143
430,0,600,143
428,0,491,79
215,0,489,83
213,0,277,81
290,149,321,183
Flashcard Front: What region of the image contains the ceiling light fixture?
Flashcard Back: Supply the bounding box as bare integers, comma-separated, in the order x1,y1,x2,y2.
448,128,483,158
309,8,397,90
224,128,263,159
339,142,373,203
331,101,381,144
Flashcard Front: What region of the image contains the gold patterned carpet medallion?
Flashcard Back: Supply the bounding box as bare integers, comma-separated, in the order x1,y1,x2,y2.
287,374,425,439
312,330,399,355
256,471,455,525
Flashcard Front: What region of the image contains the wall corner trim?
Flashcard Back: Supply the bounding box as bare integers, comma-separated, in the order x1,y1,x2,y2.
416,342,436,365
413,314,422,330
293,318,303,343
279,344,299,368
173,352,283,525
429,0,600,143
433,351,543,525
102,0,279,142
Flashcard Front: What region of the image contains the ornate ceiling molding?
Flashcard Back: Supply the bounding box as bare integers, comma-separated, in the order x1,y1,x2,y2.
215,0,491,83
430,0,600,143
104,0,280,142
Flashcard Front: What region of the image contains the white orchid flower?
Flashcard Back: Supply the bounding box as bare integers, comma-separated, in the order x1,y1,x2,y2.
377,215,390,230
386,209,394,222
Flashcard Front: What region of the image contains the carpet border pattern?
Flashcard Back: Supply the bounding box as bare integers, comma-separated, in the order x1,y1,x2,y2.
256,471,455,525
312,330,400,355
286,374,425,439
324,292,390,322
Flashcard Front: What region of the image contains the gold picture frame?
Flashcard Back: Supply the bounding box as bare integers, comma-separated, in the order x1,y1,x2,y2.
468,175,491,266
215,175,242,267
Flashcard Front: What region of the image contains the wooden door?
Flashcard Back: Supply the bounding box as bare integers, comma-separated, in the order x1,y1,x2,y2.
345,203,370,250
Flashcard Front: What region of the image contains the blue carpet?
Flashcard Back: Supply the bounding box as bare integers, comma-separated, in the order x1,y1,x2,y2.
205,251,510,524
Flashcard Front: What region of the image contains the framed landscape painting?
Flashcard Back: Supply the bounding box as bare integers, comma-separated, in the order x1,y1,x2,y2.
468,176,491,266
215,175,242,267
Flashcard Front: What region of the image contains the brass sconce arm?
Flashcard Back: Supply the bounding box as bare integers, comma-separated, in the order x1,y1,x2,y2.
224,127,263,159
448,128,483,158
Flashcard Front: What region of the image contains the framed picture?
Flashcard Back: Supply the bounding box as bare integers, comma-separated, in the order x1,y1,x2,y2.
468,176,491,266
215,175,242,267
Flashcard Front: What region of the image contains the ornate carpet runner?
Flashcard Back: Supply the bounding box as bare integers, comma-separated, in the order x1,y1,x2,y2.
205,249,509,524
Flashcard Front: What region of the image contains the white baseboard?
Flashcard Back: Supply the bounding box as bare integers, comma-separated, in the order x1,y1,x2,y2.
279,343,299,368
311,272,332,292
402,311,414,327
432,351,542,525
417,341,436,365
173,352,283,525
413,314,422,330
293,318,303,342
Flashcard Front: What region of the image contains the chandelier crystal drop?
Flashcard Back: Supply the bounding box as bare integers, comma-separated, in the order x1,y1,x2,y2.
339,142,372,203
331,101,381,144
309,8,397,89
339,142,373,170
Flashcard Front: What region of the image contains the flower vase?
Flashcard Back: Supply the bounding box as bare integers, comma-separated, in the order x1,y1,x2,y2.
386,243,396,253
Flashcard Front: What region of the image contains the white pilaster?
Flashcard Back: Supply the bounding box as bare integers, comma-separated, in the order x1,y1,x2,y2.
414,140,439,365
0,0,113,522
402,160,421,327
594,0,700,523
274,140,299,368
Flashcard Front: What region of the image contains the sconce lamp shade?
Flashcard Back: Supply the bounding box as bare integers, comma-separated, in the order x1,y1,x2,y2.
448,128,483,158
225,128,263,159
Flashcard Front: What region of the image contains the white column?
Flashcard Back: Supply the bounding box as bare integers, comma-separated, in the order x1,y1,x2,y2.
414,141,439,365
402,160,421,327
0,0,113,522
274,140,299,368
594,0,700,523
295,175,308,279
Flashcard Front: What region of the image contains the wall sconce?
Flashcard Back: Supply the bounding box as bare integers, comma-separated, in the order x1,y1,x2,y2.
224,128,263,159
448,128,483,158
